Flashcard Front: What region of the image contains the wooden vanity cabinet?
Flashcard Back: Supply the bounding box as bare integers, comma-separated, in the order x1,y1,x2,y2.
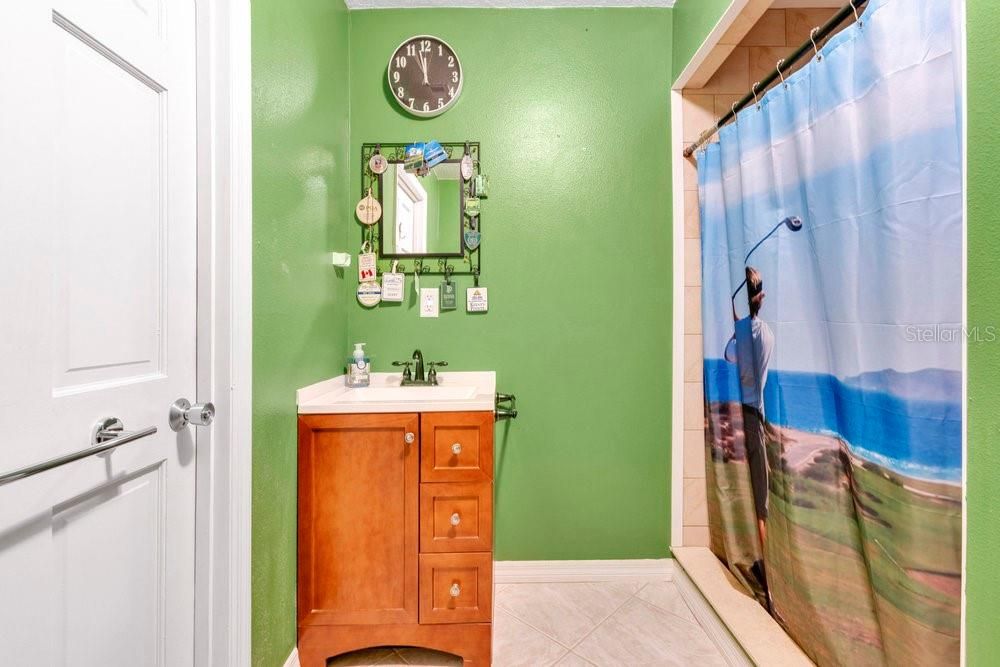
297,411,494,667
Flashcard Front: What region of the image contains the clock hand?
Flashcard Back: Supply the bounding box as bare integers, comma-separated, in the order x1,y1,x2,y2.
420,54,429,85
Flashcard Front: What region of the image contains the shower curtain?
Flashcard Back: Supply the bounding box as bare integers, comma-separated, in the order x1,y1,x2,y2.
698,0,962,664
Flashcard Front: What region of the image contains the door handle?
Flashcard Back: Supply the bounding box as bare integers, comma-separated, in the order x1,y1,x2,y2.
169,398,216,432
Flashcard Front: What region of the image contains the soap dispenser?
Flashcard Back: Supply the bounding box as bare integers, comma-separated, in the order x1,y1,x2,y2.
346,343,370,388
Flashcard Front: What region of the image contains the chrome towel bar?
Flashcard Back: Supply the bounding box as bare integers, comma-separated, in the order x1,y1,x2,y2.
0,418,157,487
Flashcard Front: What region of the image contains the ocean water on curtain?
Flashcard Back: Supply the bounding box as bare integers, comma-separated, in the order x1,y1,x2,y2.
697,0,962,665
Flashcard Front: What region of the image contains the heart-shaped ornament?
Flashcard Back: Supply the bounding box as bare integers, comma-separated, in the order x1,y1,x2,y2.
464,229,481,250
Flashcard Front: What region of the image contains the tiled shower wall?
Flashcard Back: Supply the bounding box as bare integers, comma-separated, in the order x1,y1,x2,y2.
679,7,843,547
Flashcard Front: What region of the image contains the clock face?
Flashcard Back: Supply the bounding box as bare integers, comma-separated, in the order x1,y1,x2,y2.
387,35,463,117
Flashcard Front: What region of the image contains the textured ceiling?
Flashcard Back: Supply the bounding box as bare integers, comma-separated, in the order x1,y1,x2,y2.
345,0,675,8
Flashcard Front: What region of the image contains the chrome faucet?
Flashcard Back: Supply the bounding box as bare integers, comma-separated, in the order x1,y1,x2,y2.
392,349,447,386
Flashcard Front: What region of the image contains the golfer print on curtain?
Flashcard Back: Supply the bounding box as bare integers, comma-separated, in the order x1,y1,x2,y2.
697,0,962,665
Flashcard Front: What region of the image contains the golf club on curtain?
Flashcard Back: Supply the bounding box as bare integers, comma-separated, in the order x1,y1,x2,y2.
724,216,803,361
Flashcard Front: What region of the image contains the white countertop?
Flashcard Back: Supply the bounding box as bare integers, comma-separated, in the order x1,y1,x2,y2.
297,371,496,414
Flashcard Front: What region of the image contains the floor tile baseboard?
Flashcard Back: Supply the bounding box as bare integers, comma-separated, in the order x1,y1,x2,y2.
283,647,300,667
493,558,673,584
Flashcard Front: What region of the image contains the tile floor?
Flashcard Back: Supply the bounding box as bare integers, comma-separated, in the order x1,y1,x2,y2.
327,580,728,667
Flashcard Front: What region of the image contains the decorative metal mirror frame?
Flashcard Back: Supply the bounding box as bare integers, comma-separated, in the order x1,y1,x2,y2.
361,141,481,278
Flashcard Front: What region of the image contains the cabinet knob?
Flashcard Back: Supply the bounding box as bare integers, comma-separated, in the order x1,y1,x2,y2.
450,512,461,526
451,442,462,455
404,432,415,444
449,583,461,598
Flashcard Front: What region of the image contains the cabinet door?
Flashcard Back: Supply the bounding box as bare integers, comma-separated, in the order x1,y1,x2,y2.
298,413,419,626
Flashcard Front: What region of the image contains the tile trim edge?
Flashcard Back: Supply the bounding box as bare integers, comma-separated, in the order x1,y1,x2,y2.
283,647,300,667
672,564,754,667
494,558,673,584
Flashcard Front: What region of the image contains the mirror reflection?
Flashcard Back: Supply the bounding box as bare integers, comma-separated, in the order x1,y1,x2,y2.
383,162,463,256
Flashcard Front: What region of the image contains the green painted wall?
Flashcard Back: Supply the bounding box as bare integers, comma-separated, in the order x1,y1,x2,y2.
965,0,999,662
347,8,674,561
251,0,351,664
671,0,732,82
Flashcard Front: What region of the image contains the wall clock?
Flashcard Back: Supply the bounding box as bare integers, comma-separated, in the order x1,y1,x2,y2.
387,35,463,117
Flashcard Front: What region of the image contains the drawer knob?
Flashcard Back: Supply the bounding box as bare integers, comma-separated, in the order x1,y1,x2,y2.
449,583,461,598
404,432,415,444
450,512,461,526
451,442,462,455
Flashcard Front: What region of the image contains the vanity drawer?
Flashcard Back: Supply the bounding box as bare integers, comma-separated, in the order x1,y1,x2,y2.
420,482,493,553
420,412,493,483
418,552,492,625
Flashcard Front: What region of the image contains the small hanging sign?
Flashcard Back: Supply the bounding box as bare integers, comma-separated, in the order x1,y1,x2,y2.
358,246,377,282
440,278,457,311
357,281,382,308
464,196,480,217
461,153,474,181
466,286,488,313
464,228,481,250
369,152,388,175
355,188,381,225
473,174,489,198
423,141,448,169
382,260,404,302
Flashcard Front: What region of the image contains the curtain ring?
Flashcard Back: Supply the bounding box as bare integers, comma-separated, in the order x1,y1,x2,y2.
810,27,823,61
731,101,739,121
850,0,863,27
752,82,761,109
776,58,787,88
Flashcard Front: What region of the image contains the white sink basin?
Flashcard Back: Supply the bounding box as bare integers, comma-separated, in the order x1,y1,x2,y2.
297,371,496,414
339,385,477,403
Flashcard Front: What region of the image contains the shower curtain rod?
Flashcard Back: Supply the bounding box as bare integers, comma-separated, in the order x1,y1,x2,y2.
682,0,867,158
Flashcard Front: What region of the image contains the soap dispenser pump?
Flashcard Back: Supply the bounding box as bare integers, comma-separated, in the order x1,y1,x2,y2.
346,343,370,388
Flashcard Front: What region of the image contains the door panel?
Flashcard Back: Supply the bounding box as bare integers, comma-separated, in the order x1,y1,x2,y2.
0,0,198,663
298,414,419,627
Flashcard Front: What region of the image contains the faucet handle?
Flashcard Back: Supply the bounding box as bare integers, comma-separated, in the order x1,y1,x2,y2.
426,361,448,385
392,360,413,381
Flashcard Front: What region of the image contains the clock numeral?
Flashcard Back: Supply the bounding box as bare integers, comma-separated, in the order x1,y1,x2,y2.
408,98,415,109
395,56,407,68
438,44,443,56
422,101,430,111
406,44,416,57
397,86,405,98
447,56,455,68
451,70,458,83
420,39,431,53
437,98,444,109
392,71,400,83
448,86,455,99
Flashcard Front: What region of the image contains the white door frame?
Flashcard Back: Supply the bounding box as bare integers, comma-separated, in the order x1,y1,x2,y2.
193,0,252,664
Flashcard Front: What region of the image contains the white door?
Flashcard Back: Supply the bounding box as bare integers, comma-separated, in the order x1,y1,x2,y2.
0,0,199,664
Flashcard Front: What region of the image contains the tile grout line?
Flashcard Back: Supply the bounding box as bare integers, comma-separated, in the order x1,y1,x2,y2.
560,584,644,655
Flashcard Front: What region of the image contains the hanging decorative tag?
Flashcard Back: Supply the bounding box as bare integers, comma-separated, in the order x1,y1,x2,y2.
404,144,425,172
369,152,388,175
464,197,481,217
474,174,489,198
423,141,448,169
355,188,381,225
382,260,404,302
357,281,382,308
466,286,488,313
440,280,457,311
358,246,377,282
464,228,481,250
461,154,474,181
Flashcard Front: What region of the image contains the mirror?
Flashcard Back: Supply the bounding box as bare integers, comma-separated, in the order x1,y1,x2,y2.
382,161,464,257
